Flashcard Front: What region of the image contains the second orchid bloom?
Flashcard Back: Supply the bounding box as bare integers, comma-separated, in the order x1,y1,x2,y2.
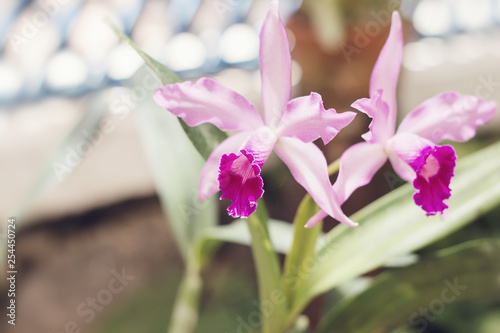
307,11,497,228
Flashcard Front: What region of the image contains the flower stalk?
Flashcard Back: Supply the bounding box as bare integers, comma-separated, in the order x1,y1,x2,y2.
246,202,287,333
167,253,203,333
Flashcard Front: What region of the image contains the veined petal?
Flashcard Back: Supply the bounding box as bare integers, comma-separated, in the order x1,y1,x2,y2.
352,90,393,144
241,126,278,167
387,133,457,215
259,0,292,128
397,92,497,143
369,11,403,134
154,78,263,131
199,131,252,201
219,150,264,218
274,137,358,228
333,142,387,204
217,127,276,218
410,145,456,215
307,142,387,228
276,92,356,144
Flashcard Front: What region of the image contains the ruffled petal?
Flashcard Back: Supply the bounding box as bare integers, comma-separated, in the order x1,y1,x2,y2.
397,92,497,143
274,137,358,228
369,11,403,134
154,78,263,132
219,150,264,218
199,131,252,201
351,90,393,144
387,133,457,215
216,127,276,218
259,0,292,128
409,145,456,215
276,92,356,144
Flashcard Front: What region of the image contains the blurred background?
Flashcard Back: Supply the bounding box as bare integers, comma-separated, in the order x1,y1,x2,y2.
1,0,500,332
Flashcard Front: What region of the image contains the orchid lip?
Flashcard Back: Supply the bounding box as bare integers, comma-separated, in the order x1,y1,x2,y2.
410,145,456,216
218,150,264,218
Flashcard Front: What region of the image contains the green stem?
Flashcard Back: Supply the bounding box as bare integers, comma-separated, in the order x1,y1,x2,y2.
281,158,341,329
327,158,340,176
282,196,322,308
246,202,287,333
167,255,202,333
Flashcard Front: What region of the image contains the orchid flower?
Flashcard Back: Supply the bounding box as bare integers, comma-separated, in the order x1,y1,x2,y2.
153,1,357,226
307,11,497,228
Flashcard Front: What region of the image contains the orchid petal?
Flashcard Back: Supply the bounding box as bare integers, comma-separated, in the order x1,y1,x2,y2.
351,90,392,143
199,131,252,201
276,92,356,144
215,127,276,218
306,209,328,229
154,78,263,132
397,92,497,143
241,126,278,167
219,150,264,218
333,142,388,204
369,11,403,134
386,132,433,182
388,133,457,215
306,142,387,228
274,137,358,228
410,145,456,215
259,0,292,128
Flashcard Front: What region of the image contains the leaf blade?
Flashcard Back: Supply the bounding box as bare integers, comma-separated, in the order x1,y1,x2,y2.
316,239,500,333
109,24,227,160
291,140,500,318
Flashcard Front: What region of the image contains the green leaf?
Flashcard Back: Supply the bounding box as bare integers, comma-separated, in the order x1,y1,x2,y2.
316,239,500,333
108,23,181,86
246,203,287,333
167,254,203,333
204,218,296,254
15,93,109,220
109,24,227,160
290,140,500,320
130,66,218,260
282,196,322,309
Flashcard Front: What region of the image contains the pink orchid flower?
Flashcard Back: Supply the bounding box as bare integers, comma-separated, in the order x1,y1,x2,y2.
307,11,497,228
153,1,357,226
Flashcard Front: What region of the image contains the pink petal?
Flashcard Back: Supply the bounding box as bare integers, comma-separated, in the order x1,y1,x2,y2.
409,145,456,215
199,131,252,201
397,92,497,143
154,78,263,131
387,132,433,182
274,137,358,227
306,209,328,229
276,92,356,144
387,133,457,215
332,142,388,204
351,90,393,144
216,127,276,218
241,126,278,166
259,0,292,128
306,142,387,228
219,150,264,218
369,11,403,135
